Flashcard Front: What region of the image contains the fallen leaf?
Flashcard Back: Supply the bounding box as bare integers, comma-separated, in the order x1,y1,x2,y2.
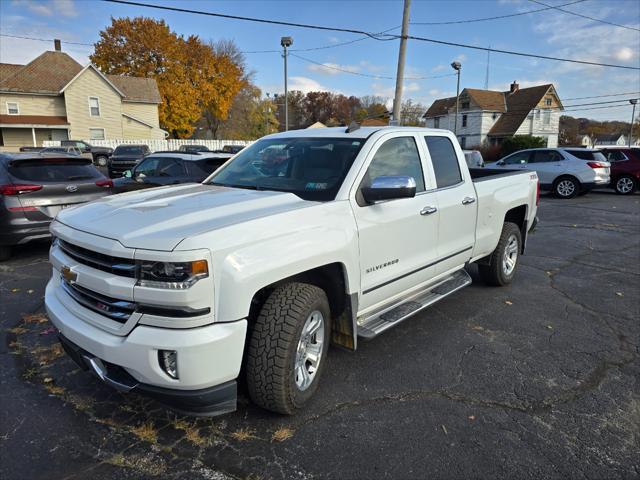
27,289,34,294
471,325,484,331
545,271,553,276
43,377,53,383
468,415,475,421
546,325,553,330
504,300,513,305
441,425,448,435
39,327,56,335
11,288,20,293
615,292,624,297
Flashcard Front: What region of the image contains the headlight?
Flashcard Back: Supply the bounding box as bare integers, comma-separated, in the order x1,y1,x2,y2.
136,260,208,289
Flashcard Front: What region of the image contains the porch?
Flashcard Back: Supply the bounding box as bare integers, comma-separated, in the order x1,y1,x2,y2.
0,115,70,151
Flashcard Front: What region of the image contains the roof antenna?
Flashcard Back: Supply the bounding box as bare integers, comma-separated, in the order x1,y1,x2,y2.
345,121,360,133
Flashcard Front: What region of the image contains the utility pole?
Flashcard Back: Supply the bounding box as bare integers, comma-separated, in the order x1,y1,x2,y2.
281,37,293,131
451,61,462,135
391,0,411,125
629,99,638,147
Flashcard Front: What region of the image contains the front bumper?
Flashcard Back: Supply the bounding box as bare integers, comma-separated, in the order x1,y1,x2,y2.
45,279,247,415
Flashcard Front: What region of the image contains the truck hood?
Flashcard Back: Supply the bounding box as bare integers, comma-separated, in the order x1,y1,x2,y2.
55,184,315,251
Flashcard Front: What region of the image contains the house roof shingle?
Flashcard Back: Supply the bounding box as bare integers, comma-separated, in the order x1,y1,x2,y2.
464,89,506,112
0,51,161,103
424,96,457,118
488,84,553,137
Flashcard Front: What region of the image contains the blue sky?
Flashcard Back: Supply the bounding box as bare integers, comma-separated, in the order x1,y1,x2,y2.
1,0,639,121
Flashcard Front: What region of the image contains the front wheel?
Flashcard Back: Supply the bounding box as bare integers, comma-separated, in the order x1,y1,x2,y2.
95,155,108,167
478,222,522,286
246,282,331,414
553,176,579,199
615,175,637,195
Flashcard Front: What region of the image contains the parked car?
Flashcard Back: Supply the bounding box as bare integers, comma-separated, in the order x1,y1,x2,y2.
221,144,245,154
178,145,211,153
45,126,539,416
0,153,112,260
489,148,610,199
112,152,232,193
463,149,484,168
598,147,640,195
61,140,113,167
108,144,152,178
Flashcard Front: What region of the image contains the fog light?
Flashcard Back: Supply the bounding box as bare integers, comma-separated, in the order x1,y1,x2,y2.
159,350,178,379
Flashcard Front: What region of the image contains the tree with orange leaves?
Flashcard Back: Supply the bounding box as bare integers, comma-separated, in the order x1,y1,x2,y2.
91,17,244,138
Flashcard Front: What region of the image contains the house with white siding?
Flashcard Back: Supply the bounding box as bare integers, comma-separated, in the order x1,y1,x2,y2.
0,43,165,150
423,82,563,148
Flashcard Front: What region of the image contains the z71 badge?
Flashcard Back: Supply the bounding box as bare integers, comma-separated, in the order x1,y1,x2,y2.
365,259,399,274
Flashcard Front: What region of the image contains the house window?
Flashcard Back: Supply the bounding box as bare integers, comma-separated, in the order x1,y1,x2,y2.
88,97,100,117
89,128,105,140
6,102,19,115
462,114,468,127
434,117,440,128
543,110,551,125
535,109,541,119
461,101,470,110
545,98,552,106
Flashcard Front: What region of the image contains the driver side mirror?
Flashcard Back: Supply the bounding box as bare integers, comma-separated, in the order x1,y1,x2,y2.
361,176,416,204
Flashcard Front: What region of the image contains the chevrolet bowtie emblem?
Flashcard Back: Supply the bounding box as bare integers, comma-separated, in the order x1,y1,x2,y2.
61,265,77,283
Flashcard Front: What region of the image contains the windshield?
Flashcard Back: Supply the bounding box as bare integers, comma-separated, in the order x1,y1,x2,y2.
114,146,145,155
206,137,364,201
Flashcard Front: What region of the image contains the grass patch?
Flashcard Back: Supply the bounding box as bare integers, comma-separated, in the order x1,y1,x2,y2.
22,367,38,380
230,427,258,442
131,422,159,444
271,427,294,442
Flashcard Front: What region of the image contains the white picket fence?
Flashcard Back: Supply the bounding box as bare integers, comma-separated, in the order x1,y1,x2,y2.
43,138,253,152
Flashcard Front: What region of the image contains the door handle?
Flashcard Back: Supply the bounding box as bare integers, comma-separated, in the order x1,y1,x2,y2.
462,197,476,205
420,206,438,215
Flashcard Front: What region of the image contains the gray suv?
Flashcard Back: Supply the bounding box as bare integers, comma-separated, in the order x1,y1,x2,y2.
489,148,610,199
0,153,113,260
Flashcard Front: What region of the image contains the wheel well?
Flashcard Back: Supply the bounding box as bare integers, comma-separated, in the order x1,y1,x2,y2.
504,205,528,253
553,174,580,187
248,263,356,350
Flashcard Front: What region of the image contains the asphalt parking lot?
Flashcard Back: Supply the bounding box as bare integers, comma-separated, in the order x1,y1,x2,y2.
1,191,639,480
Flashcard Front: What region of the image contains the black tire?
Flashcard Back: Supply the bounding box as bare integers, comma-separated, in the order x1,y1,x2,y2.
0,246,11,261
478,222,522,287
614,175,637,195
246,282,331,414
553,176,579,199
95,155,108,167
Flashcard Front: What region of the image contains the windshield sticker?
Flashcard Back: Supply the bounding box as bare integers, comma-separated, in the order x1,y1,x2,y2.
305,182,328,190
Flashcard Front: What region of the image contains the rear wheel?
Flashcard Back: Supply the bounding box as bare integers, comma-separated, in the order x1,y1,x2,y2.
553,176,579,199
246,282,331,414
0,246,11,262
95,155,108,167
615,175,636,195
478,222,521,286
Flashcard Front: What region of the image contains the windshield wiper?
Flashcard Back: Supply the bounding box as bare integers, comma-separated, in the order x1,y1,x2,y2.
209,182,264,191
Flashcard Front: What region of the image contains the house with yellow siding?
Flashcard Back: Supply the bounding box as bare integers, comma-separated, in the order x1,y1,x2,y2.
0,45,165,150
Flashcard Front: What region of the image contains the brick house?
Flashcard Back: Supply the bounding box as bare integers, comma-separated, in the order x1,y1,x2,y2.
0,44,165,150
423,82,563,148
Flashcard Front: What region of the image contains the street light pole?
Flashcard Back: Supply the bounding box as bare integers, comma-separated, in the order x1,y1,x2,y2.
451,61,462,136
281,36,293,131
629,99,638,147
391,0,411,125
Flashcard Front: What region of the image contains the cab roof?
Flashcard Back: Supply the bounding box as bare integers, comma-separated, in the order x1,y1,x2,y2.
264,126,450,140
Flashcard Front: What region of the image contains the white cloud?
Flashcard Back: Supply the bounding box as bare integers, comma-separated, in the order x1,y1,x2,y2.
288,76,330,93
431,64,447,73
453,53,467,63
307,62,360,76
328,36,339,44
614,47,635,62
359,60,385,73
12,0,78,17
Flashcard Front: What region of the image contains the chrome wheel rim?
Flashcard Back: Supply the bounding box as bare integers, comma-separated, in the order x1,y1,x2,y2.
295,310,325,391
617,177,633,194
557,180,575,197
97,157,107,166
502,234,519,276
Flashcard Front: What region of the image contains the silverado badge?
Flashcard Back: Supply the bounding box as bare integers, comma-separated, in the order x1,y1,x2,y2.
61,265,77,283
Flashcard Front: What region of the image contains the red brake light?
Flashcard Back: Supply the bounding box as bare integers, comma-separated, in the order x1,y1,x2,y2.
95,179,113,188
587,162,607,169
0,184,43,195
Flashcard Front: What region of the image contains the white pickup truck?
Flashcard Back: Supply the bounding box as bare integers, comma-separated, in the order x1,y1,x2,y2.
45,126,539,416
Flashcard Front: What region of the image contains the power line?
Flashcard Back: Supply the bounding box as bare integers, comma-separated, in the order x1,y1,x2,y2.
528,0,640,32
411,0,587,25
102,0,637,70
0,33,94,46
290,53,456,80
562,91,640,101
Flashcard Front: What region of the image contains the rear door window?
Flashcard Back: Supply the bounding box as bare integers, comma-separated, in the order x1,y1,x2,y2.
425,136,462,188
136,157,185,178
603,150,627,162
8,159,100,182
502,151,530,165
530,150,563,163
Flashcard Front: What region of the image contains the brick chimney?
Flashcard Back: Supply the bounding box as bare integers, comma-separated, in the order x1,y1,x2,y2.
54,39,61,51
510,81,519,93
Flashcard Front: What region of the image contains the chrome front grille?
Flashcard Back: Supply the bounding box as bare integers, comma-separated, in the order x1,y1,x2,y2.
61,280,134,323
58,240,136,278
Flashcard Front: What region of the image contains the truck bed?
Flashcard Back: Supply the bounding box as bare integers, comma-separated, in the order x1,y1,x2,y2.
469,167,523,182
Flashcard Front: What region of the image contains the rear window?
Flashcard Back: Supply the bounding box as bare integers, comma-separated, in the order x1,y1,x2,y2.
8,159,100,182
566,150,607,162
114,146,146,155
425,136,462,188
